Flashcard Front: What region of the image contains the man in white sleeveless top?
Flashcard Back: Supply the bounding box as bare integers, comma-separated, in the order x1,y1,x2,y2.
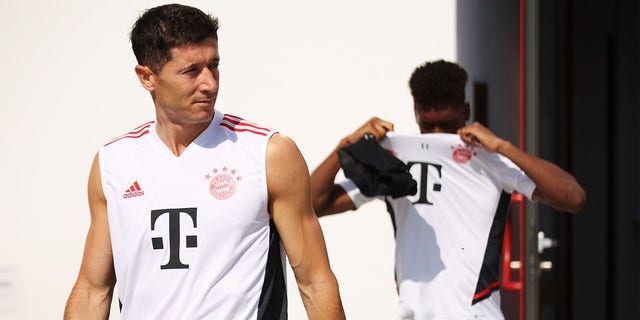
310,60,585,319
64,4,344,319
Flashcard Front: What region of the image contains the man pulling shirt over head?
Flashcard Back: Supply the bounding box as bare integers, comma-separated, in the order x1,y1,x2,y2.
310,60,585,319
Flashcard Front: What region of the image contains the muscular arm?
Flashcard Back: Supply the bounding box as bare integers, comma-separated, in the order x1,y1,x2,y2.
267,133,345,320
458,122,586,213
310,117,394,216
64,153,116,320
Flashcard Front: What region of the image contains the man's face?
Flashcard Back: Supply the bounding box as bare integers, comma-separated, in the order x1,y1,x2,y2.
150,37,220,125
414,101,469,134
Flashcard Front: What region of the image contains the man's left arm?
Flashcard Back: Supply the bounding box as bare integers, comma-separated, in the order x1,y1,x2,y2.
458,122,586,213
266,133,346,319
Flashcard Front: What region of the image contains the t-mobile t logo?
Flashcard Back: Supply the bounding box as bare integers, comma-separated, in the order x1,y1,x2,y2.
150,207,198,270
407,161,443,205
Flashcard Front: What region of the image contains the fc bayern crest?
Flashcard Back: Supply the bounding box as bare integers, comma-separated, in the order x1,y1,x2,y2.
204,166,242,200
451,144,477,164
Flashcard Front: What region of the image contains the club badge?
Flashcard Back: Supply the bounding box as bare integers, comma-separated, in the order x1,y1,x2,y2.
451,144,476,164
205,166,242,200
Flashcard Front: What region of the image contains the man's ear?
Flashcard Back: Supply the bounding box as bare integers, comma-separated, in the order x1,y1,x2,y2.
464,102,470,121
135,65,155,91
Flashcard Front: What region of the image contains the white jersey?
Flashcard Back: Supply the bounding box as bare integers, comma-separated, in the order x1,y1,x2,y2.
340,133,535,320
99,109,287,319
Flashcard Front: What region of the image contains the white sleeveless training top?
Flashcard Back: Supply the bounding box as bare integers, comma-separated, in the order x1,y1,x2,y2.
340,133,535,320
99,109,287,319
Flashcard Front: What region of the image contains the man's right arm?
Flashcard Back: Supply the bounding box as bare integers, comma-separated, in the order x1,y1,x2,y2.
310,117,393,216
64,153,116,320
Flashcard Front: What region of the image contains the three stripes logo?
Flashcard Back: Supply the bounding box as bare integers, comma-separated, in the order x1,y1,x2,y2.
219,114,270,136
123,181,145,199
104,121,152,147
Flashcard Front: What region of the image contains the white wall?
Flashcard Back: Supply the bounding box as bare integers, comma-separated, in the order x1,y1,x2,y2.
0,1,455,319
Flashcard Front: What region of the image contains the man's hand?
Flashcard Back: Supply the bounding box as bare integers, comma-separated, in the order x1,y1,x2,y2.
457,121,506,152
340,117,394,148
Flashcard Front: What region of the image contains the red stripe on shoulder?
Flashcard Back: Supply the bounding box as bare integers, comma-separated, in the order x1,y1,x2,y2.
104,121,153,146
220,114,270,136
220,123,268,136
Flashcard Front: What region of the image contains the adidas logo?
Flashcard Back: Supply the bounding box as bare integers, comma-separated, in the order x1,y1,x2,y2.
123,181,145,199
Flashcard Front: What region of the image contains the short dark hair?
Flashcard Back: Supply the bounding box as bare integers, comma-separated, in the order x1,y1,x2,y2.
130,4,220,73
409,60,468,111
